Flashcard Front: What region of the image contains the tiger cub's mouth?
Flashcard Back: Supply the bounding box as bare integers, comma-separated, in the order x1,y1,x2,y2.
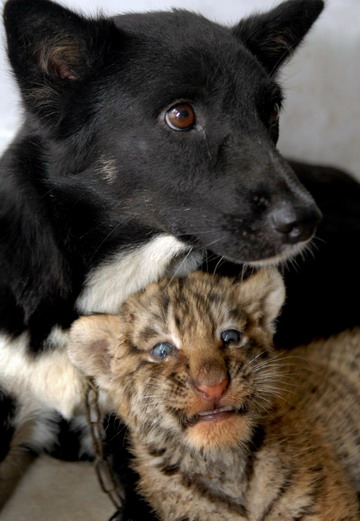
183,399,253,449
194,404,248,424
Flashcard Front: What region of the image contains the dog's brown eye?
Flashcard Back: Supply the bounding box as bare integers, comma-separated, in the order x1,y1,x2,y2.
269,103,280,126
165,103,196,131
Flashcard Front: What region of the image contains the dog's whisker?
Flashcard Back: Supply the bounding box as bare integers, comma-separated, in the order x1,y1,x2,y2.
163,247,194,289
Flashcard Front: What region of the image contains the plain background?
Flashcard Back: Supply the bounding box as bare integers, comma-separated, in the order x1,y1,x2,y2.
0,0,359,178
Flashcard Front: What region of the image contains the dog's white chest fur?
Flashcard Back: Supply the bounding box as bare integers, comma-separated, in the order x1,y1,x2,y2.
76,234,202,315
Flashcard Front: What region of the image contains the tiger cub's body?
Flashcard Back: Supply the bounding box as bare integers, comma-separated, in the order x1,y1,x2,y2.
69,270,360,521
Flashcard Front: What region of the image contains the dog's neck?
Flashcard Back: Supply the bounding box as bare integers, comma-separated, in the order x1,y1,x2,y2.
76,234,203,315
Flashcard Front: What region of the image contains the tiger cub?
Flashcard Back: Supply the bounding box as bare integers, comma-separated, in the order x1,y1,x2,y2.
68,269,360,521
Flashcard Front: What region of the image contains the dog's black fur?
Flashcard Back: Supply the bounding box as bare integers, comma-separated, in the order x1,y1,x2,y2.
1,0,360,519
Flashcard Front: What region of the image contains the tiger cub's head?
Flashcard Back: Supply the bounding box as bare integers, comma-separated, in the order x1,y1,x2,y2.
68,269,285,451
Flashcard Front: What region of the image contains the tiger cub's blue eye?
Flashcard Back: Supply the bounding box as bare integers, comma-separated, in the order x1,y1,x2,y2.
221,329,241,344
150,342,174,359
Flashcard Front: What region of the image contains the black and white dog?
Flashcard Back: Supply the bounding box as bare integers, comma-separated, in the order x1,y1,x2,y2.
1,0,360,519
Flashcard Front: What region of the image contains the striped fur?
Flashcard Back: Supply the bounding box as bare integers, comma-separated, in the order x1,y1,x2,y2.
69,270,360,521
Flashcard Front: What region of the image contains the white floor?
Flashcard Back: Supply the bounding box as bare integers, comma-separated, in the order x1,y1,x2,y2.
0,456,114,521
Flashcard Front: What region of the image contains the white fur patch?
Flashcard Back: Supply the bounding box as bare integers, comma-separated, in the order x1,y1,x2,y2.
0,331,84,419
76,234,202,315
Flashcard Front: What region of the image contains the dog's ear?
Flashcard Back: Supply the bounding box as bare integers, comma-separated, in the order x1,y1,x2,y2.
236,268,286,331
68,314,125,387
3,0,125,126
233,0,324,75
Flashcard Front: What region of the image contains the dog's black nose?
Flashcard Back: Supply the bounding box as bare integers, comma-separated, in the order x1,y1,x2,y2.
270,203,322,244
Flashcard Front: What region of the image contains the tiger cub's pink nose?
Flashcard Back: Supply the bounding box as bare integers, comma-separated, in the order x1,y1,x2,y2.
194,377,229,401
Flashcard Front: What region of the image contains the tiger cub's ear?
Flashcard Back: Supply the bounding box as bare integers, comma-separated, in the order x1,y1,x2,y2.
236,268,286,331
68,314,125,387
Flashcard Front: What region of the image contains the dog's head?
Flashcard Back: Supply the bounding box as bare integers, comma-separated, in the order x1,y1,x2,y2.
3,0,323,265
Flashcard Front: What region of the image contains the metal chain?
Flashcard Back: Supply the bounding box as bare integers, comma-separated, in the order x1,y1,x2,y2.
84,377,124,510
